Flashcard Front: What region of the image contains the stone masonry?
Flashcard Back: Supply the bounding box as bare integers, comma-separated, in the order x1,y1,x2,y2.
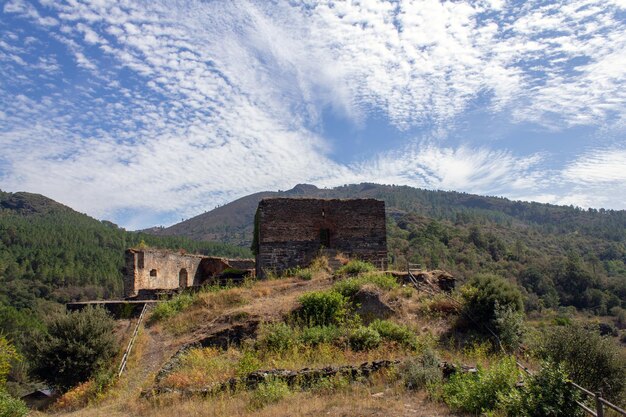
124,248,254,298
254,198,387,277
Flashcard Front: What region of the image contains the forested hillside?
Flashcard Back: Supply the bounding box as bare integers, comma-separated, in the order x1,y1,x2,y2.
0,190,251,343
148,183,626,315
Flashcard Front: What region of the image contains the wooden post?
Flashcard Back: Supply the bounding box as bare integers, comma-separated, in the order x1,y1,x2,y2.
596,392,604,417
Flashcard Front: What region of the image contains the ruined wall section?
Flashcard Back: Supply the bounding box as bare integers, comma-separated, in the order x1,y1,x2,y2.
124,249,204,298
256,198,387,277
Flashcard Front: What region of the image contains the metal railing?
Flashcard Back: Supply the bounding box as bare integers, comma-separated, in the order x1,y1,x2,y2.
118,303,148,377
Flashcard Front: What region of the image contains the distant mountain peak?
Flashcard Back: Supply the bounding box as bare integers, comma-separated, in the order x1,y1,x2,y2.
285,184,320,195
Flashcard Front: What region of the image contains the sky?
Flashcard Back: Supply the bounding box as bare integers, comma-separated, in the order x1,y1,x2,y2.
1,0,625,230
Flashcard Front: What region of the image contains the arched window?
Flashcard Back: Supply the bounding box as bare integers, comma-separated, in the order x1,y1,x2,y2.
179,269,188,288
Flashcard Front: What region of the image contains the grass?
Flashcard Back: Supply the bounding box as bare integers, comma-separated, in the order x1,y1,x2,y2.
336,259,377,276
333,272,398,297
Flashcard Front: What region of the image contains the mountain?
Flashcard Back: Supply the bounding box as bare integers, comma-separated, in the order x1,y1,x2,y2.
146,183,626,246
0,189,252,344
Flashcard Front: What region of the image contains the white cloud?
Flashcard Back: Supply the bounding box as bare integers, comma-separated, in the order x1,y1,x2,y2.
1,0,625,228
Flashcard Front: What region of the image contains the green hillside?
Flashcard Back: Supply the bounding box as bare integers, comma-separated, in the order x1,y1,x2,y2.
0,190,251,343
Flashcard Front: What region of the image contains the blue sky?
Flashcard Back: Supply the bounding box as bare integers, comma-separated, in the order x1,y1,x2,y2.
1,0,625,230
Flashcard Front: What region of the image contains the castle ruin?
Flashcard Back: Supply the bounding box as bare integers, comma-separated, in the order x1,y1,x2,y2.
124,248,254,298
253,198,387,277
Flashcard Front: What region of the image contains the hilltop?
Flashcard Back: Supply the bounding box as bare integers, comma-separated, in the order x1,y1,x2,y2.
145,183,626,246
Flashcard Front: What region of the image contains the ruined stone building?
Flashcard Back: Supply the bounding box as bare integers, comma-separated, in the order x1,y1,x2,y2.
253,198,387,277
124,248,254,298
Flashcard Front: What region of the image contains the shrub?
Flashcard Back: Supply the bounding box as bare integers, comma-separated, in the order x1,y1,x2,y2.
401,348,442,390
460,273,523,345
443,356,519,414
150,292,195,322
0,390,28,417
250,377,291,409
348,326,381,351
493,302,525,351
369,319,417,349
29,307,117,390
237,350,261,377
257,322,297,353
0,336,20,389
299,326,341,346
333,273,398,297
536,324,625,401
502,361,583,417
295,268,313,281
336,260,376,276
295,291,348,327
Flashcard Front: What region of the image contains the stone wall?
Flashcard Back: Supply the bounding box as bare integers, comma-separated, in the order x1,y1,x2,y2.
255,198,387,277
124,249,253,298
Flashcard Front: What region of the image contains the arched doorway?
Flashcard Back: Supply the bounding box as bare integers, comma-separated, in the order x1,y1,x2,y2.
179,269,188,289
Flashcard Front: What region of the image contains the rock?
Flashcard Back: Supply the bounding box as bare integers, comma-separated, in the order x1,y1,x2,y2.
352,286,395,323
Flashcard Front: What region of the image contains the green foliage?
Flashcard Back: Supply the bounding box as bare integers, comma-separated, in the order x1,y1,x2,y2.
400,348,442,390
460,274,524,347
149,292,195,322
443,356,519,414
0,390,28,417
348,326,381,351
257,322,297,353
298,326,341,346
29,307,117,390
0,336,20,389
368,319,417,349
236,350,261,377
295,291,348,327
536,324,626,401
500,361,582,417
333,273,398,297
336,260,376,276
493,302,525,351
250,377,291,409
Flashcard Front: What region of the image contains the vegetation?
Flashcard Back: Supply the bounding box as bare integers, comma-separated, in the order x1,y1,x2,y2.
335,259,376,276
332,272,398,297
0,390,28,417
535,324,626,401
295,291,348,327
29,307,117,390
400,348,441,390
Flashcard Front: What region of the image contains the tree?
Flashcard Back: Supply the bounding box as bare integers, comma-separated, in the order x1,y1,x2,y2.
29,307,117,390
537,324,625,401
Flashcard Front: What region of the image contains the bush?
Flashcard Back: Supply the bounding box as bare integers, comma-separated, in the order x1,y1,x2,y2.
536,324,625,401
0,390,28,417
460,274,523,345
336,260,376,276
29,307,117,389
295,291,348,327
0,336,20,389
333,273,398,297
295,268,313,281
369,319,417,349
443,356,519,414
493,302,525,351
401,348,442,390
502,361,582,417
299,326,341,346
257,322,297,353
250,377,291,409
150,292,195,322
348,326,381,351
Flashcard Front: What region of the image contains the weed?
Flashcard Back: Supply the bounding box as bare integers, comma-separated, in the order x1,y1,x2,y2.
256,322,297,353
150,293,195,323
336,260,376,276
249,377,291,409
442,356,519,414
333,273,398,297
295,291,348,327
298,325,341,346
368,319,417,349
348,326,381,351
400,348,442,391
